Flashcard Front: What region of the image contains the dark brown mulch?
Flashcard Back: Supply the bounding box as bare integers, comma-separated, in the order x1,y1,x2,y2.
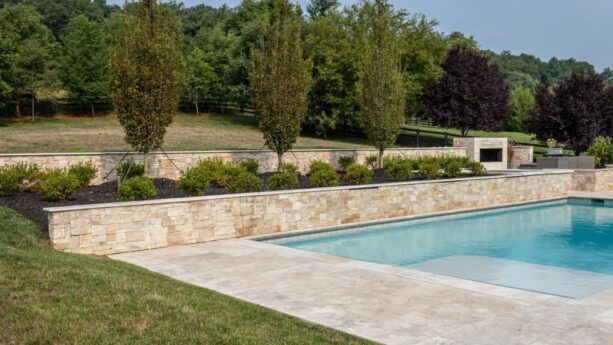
0,171,493,235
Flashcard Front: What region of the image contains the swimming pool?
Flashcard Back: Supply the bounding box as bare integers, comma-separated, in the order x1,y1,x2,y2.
265,198,613,298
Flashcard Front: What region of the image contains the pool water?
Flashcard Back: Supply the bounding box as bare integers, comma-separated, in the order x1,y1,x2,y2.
267,199,613,276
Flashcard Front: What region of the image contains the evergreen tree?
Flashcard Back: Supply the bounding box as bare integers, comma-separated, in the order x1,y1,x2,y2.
111,0,182,173
355,0,405,167
251,0,312,170
61,15,110,116
505,86,535,132
422,47,511,136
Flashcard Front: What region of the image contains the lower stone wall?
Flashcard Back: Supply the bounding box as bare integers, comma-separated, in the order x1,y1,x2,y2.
0,147,465,184
46,171,573,255
572,169,613,192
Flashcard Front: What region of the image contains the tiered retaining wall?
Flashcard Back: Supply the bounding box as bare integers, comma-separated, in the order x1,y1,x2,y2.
0,148,466,184
45,171,573,255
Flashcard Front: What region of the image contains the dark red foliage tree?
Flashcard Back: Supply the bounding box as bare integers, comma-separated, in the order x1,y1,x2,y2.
527,72,609,154
421,47,511,136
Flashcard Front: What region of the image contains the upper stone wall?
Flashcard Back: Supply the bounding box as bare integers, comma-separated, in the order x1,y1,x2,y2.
0,148,466,184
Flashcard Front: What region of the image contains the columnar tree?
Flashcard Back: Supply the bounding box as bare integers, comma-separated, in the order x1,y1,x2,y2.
527,72,609,154
61,15,110,117
111,0,182,174
421,47,511,136
251,0,312,170
355,0,405,168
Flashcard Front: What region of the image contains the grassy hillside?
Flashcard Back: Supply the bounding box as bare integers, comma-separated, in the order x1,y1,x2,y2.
0,206,371,344
0,113,369,153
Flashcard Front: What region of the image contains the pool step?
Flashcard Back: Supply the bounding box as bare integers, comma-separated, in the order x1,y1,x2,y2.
410,255,613,299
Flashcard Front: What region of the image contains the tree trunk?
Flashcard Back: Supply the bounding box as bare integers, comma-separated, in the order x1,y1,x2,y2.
31,96,35,121
378,148,385,169
277,152,284,172
143,153,149,177
15,102,21,117
195,102,199,116
91,103,96,117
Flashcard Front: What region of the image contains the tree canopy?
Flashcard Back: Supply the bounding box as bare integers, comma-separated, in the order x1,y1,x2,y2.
422,47,511,136
111,0,182,161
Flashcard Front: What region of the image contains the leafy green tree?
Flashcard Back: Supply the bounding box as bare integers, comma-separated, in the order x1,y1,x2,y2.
355,0,405,167
446,31,478,50
505,86,535,132
251,0,312,170
0,4,59,118
111,0,182,174
60,15,110,116
305,6,357,138
184,47,216,116
307,0,339,19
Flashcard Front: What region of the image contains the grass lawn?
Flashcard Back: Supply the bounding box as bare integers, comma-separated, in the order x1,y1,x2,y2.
0,112,370,153
0,206,372,344
400,124,567,156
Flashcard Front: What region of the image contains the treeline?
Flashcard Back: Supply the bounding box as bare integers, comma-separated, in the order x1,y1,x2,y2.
0,0,609,137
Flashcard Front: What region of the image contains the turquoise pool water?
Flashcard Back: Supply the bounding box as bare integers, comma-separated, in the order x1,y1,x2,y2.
267,199,613,276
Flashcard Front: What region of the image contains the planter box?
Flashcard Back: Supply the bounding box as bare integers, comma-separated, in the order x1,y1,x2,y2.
44,171,573,256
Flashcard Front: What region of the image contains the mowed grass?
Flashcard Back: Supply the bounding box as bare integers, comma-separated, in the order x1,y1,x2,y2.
0,113,369,153
0,206,372,344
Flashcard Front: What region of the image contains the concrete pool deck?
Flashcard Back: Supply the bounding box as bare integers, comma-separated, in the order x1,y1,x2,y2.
112,239,613,345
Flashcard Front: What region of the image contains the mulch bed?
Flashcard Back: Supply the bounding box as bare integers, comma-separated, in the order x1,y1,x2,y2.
0,170,493,234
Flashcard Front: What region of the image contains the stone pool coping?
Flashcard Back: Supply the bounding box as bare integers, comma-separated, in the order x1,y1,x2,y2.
111,238,613,344
43,169,570,213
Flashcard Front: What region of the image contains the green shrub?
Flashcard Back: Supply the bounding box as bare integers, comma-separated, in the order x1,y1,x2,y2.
365,155,379,170
0,166,23,196
218,163,247,188
337,156,356,171
227,172,262,193
119,177,156,201
466,161,487,176
309,160,335,175
117,158,145,180
281,163,299,175
40,170,81,201
177,166,212,196
418,162,442,180
68,161,98,187
240,159,260,175
309,168,339,187
344,164,374,185
586,136,613,168
267,171,299,190
384,157,414,181
441,157,464,178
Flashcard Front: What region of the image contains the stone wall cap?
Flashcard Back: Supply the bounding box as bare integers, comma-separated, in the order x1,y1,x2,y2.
43,170,572,213
0,147,466,158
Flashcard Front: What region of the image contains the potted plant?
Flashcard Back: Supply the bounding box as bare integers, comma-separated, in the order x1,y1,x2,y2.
546,139,564,156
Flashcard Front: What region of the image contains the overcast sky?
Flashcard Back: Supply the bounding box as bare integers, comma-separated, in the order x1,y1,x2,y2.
109,0,613,70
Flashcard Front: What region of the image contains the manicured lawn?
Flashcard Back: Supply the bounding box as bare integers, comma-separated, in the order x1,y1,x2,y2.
0,206,372,344
0,112,370,153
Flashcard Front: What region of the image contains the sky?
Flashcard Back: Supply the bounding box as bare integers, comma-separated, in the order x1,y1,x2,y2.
109,0,613,70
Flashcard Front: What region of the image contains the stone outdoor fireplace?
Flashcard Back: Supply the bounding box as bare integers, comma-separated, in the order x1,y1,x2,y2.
454,138,508,170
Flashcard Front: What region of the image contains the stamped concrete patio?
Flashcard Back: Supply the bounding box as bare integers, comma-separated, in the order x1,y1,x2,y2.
112,239,613,345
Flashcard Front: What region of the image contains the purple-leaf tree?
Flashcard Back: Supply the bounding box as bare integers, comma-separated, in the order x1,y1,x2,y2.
527,72,609,155
421,47,511,136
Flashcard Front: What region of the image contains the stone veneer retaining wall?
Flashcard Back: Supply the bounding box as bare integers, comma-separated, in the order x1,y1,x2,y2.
45,171,572,255
572,169,613,192
508,146,533,168
0,148,465,184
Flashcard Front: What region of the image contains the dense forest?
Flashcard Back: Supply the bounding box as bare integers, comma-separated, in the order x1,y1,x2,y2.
0,0,609,136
